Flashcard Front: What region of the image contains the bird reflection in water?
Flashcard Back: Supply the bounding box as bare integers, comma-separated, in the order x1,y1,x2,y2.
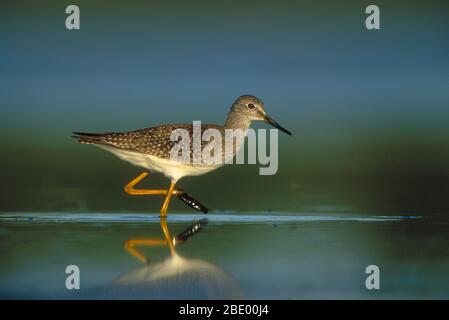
110,217,244,299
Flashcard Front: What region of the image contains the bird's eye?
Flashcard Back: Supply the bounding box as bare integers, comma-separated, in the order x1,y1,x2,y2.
247,103,255,109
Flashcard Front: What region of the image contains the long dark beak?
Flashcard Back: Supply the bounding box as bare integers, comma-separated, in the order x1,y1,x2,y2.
263,115,292,136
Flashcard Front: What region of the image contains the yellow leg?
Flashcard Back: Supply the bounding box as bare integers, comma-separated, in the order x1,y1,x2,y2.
159,182,177,253
123,175,178,260
125,172,208,214
124,172,183,196
160,180,176,217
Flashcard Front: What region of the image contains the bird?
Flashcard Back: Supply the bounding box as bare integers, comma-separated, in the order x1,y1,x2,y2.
73,95,291,216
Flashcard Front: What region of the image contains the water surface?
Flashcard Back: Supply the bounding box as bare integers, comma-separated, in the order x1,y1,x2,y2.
1,212,447,299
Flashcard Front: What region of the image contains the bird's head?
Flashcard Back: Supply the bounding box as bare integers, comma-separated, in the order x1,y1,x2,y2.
230,95,292,135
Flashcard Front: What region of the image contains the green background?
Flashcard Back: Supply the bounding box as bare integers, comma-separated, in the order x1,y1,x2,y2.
1,0,448,215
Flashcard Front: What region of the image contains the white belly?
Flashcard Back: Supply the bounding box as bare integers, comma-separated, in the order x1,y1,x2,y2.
100,146,223,181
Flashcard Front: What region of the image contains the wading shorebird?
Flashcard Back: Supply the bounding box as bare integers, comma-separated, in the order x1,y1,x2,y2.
73,95,291,216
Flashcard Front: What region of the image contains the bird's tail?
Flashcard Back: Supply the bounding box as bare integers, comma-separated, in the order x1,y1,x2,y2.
72,132,107,145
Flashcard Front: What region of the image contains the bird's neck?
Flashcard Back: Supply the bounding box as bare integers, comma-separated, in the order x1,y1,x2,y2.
224,112,252,131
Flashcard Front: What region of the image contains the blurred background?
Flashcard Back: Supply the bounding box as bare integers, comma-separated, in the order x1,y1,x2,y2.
1,0,448,215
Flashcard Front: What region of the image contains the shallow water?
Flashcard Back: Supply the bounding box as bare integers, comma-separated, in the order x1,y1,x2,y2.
1,212,448,299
